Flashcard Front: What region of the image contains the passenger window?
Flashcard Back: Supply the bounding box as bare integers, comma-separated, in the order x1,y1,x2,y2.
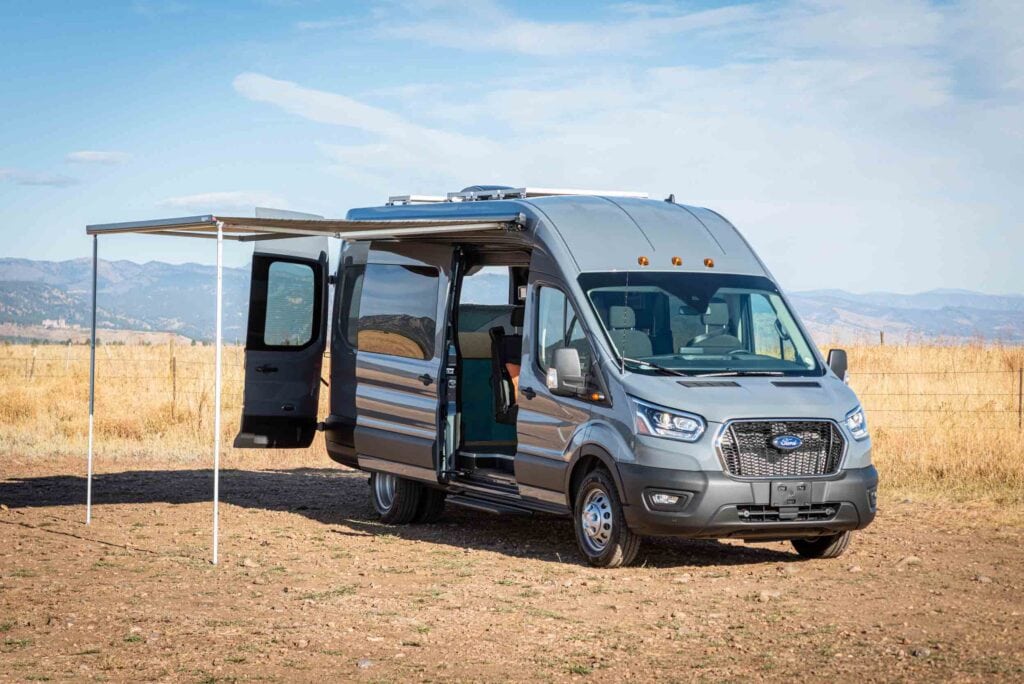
750,293,796,360
536,287,591,376
264,261,316,347
356,264,439,359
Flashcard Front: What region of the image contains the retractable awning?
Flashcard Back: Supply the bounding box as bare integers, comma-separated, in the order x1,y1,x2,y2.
86,213,526,241
82,209,526,565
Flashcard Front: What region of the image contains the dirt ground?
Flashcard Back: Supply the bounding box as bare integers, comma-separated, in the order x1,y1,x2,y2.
1,457,1022,683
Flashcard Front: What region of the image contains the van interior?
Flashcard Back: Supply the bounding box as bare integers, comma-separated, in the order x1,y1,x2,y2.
451,248,529,488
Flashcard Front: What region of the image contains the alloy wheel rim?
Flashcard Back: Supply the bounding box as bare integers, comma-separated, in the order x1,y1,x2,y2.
580,487,614,553
374,473,397,511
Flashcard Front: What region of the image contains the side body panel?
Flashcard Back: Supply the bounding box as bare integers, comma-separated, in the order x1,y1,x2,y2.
514,249,592,506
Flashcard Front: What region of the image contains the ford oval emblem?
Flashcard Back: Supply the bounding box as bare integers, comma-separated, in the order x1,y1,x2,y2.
772,434,803,451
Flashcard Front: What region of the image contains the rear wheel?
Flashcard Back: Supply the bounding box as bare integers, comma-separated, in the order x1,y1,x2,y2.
791,531,852,559
369,472,422,524
414,487,447,523
573,469,640,568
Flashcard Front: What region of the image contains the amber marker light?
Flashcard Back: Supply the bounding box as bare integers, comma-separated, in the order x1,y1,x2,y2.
704,258,715,268
671,256,683,266
638,256,650,266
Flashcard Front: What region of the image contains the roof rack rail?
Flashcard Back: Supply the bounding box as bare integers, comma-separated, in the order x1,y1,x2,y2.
386,187,650,204
447,187,649,202
386,194,449,206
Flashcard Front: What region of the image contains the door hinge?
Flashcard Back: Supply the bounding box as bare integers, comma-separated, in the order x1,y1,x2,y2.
315,421,326,432
328,274,338,285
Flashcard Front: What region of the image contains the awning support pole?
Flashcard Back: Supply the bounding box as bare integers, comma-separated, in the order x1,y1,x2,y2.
212,221,224,565
86,235,97,525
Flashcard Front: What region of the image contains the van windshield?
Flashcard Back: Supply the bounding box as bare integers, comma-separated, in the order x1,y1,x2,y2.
578,272,823,377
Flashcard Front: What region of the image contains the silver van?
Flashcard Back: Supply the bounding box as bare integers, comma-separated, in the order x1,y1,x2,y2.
235,187,878,567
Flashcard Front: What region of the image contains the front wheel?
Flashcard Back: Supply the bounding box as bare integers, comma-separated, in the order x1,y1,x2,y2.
369,472,422,524
791,531,852,559
573,469,640,568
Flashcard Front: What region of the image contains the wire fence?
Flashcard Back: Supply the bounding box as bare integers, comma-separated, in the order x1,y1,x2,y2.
1,347,1022,432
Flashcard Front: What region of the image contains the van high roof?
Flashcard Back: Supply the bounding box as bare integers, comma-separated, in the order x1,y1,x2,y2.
347,186,769,278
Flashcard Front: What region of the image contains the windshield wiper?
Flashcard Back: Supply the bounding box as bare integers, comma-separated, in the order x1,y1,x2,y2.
621,357,689,377
692,370,786,376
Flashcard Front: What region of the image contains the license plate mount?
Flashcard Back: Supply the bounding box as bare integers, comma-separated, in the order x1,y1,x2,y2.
771,481,811,507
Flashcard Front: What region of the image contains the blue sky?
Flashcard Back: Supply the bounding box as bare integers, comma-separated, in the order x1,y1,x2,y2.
1,0,1022,294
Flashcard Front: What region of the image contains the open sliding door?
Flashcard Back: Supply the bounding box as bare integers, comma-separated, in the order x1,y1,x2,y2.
234,237,329,448
352,244,456,482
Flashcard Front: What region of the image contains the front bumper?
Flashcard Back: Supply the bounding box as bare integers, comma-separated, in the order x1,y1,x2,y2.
617,463,878,540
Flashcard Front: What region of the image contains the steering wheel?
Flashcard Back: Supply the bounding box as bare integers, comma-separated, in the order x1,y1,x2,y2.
727,349,758,357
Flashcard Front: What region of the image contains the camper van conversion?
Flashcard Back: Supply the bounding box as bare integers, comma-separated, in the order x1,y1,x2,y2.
234,187,878,568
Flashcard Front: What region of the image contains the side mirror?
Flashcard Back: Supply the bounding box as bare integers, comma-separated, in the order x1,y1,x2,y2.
827,348,848,382
547,348,585,397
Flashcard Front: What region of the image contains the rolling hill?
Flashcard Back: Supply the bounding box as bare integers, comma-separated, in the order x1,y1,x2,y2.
0,258,1020,344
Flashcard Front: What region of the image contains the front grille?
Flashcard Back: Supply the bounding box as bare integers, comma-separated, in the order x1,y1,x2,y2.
719,420,844,478
736,503,839,523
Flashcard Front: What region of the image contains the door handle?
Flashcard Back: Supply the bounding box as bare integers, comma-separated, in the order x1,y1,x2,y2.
418,373,434,386
255,364,278,374
521,386,536,400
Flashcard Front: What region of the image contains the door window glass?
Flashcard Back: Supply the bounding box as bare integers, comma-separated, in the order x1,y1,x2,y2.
356,264,439,359
264,261,316,347
337,264,365,347
536,287,591,375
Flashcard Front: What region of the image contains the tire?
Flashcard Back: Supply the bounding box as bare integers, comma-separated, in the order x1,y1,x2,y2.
369,472,422,524
572,469,640,568
791,531,852,559
414,487,447,523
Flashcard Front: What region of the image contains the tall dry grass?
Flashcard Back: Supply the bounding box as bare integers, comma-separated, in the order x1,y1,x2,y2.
843,343,1024,503
0,341,1022,503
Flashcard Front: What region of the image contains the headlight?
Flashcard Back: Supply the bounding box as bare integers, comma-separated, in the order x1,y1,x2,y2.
845,406,869,440
633,398,706,442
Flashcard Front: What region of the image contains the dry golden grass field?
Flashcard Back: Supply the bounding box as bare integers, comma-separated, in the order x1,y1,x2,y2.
1,341,1022,502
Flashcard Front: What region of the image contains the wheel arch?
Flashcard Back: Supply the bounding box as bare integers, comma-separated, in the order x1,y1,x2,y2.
565,443,628,508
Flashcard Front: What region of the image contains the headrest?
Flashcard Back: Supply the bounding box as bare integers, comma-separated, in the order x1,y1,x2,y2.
510,306,525,327
702,300,730,327
609,305,636,329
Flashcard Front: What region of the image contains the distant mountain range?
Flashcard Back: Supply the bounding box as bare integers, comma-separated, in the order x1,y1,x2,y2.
0,258,1021,344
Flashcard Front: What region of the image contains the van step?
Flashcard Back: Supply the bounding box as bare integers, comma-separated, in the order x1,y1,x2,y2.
446,494,533,516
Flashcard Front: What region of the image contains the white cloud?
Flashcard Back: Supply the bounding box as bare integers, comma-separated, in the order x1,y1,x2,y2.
66,150,132,165
379,1,760,57
233,72,501,188
294,17,355,31
230,1,1024,292
0,168,78,187
157,191,289,213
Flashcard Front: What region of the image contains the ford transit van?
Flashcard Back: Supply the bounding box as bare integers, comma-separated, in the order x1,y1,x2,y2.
234,187,878,567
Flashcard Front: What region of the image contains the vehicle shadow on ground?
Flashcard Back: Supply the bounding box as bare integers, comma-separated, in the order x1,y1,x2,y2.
0,468,798,568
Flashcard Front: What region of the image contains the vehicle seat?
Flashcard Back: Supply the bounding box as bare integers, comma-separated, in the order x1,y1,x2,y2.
607,305,652,358
489,306,524,425
687,300,742,350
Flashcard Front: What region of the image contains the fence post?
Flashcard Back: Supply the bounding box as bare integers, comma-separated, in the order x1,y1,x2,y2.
171,355,177,421
1018,367,1022,431
28,348,36,381
879,330,885,346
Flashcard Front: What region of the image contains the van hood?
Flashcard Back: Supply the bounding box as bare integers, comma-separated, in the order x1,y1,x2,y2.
618,373,859,425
